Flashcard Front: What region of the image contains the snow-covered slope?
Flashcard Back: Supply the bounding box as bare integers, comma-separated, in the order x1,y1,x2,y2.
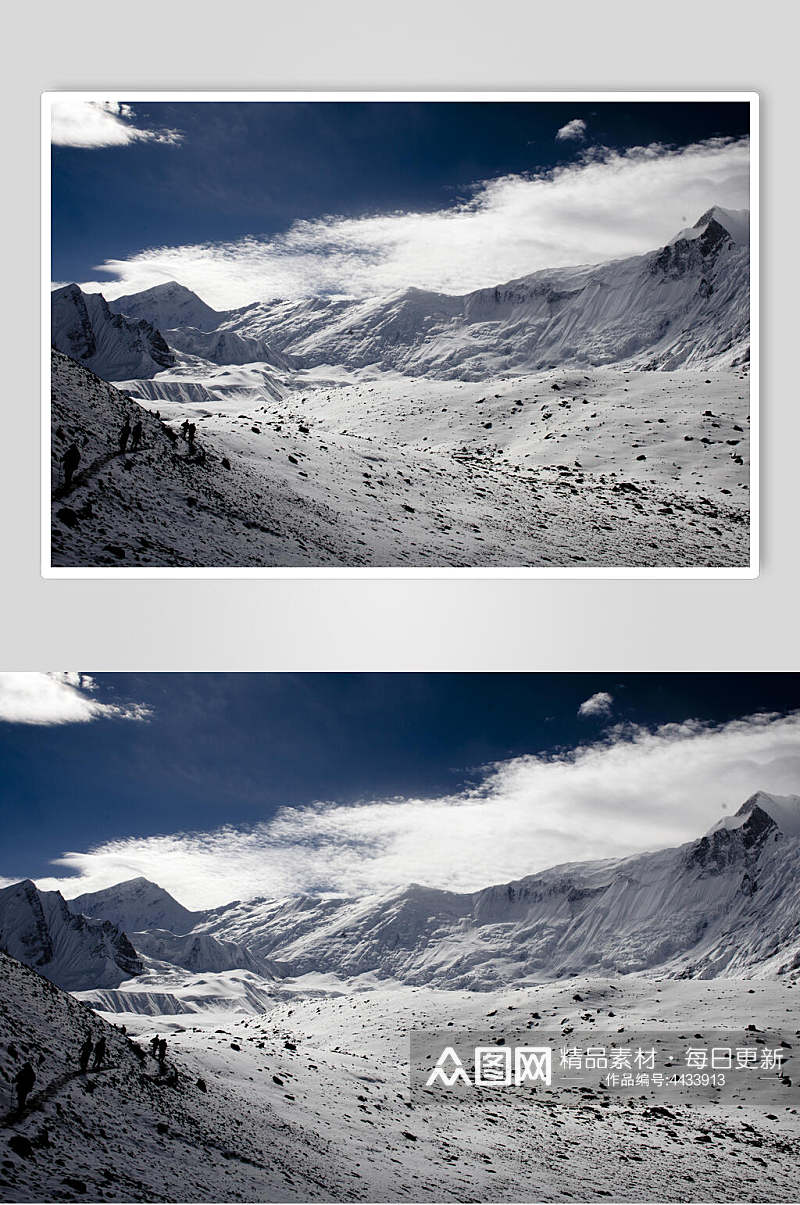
0,949,332,1202
50,350,749,569
198,792,800,989
161,325,290,368
0,880,142,991
49,350,308,569
2,948,797,1202
219,207,749,378
51,285,176,381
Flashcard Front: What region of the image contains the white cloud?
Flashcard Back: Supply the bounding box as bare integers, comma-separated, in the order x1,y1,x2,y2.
28,710,800,908
578,691,614,718
77,136,750,308
556,118,587,143
0,673,151,726
51,100,182,149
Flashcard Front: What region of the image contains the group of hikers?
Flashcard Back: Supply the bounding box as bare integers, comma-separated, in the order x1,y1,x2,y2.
11,1037,106,1116
150,1034,169,1065
11,1031,171,1116
59,410,202,490
79,1034,107,1073
118,416,143,455
58,414,143,491
11,1037,106,1115
180,419,197,447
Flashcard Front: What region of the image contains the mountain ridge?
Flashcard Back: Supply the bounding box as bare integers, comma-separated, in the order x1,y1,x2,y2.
64,206,750,383
5,790,797,997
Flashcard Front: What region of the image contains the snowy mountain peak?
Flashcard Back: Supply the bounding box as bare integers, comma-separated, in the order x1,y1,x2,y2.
71,876,202,936
734,790,800,836
668,206,750,249
109,281,222,333
694,206,750,246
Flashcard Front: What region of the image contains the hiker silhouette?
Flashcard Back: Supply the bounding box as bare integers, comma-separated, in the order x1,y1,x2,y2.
181,419,190,441
93,1036,106,1069
15,1062,35,1112
62,443,80,489
79,1035,93,1072
130,420,143,452
187,423,196,449
118,418,132,455
150,1035,160,1058
157,1038,167,1064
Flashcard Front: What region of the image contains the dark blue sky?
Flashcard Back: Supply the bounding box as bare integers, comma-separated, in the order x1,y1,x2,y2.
52,100,750,285
1,673,796,885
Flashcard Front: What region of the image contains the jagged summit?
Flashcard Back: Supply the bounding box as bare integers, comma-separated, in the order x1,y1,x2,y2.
735,790,800,835
51,284,175,380
0,878,142,991
668,206,750,249
694,205,750,245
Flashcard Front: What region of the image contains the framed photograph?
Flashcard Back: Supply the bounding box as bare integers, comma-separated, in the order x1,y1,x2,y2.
43,92,757,577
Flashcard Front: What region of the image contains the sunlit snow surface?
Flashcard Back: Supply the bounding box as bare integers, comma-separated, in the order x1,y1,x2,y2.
2,953,798,1203
51,355,749,568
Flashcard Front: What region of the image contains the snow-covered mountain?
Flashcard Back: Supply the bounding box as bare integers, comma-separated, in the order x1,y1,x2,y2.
0,880,142,991
9,790,792,1000
194,791,799,989
69,205,749,386
51,284,176,380
109,280,223,332
213,205,749,377
71,875,203,935
13,790,793,1000
107,282,289,368
69,876,276,978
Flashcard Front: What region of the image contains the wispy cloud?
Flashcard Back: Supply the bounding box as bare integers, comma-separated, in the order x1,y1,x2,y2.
28,710,800,908
555,118,587,143
51,100,182,149
0,673,151,726
578,691,614,719
77,136,750,307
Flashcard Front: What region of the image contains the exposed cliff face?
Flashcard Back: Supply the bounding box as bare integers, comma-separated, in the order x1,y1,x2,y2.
51,285,176,380
0,880,142,991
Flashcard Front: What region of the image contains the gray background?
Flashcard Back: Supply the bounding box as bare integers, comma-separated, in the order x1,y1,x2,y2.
3,0,796,670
